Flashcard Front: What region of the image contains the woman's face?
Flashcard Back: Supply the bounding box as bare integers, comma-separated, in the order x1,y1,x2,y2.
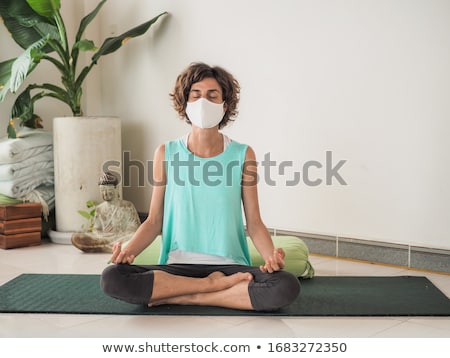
188,77,224,104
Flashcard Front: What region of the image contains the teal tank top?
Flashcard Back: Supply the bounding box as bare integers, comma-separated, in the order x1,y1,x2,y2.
160,137,251,265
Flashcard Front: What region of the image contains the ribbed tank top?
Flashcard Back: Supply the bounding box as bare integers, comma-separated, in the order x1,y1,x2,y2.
159,137,251,265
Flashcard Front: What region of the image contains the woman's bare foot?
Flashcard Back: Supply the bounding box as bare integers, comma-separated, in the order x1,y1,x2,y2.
148,271,253,307
205,271,252,291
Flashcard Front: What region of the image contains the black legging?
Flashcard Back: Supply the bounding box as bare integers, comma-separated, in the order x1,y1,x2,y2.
101,263,301,312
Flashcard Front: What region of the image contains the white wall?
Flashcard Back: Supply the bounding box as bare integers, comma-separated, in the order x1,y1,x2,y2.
1,0,449,250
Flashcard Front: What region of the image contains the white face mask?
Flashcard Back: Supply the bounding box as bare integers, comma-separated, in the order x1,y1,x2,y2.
185,98,225,129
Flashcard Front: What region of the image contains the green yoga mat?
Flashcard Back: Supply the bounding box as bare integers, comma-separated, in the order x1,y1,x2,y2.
0,274,449,316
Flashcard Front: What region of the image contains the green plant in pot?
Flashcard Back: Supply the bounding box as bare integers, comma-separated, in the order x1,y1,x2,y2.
0,0,168,239
0,0,167,138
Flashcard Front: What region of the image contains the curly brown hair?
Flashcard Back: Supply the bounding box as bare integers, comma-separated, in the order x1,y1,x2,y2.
170,62,240,129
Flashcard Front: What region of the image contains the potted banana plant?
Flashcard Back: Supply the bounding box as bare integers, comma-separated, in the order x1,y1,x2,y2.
0,0,167,241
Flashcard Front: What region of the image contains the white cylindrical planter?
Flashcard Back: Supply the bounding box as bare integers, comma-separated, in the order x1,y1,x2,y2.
49,116,122,243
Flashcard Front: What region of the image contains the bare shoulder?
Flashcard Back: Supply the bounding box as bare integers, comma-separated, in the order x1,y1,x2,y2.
152,143,167,184
244,145,257,162
242,145,258,187
154,143,166,159
151,143,166,167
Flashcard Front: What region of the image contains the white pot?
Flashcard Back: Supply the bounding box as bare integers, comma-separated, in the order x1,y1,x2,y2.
50,116,122,243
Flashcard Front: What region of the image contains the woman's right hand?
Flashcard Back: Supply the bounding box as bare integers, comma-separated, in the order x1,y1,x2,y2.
109,241,135,264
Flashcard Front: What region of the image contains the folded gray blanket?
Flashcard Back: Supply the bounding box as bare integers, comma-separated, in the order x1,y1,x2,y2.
0,128,52,164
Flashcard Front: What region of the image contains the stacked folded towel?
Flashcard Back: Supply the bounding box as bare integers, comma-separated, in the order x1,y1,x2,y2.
0,127,55,219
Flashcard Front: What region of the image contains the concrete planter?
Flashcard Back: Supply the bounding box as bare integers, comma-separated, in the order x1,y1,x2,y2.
49,116,122,244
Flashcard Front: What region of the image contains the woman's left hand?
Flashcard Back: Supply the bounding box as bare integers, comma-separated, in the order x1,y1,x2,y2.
260,248,286,273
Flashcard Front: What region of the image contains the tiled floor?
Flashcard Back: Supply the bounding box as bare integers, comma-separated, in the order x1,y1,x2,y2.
0,239,449,338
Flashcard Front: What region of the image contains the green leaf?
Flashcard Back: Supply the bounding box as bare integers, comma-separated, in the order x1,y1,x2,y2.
70,0,107,67
76,0,107,43
0,59,15,101
8,35,50,94
0,193,22,204
10,57,33,94
74,39,97,52
7,122,18,139
0,83,11,102
26,0,60,19
10,82,70,128
11,88,34,121
0,0,57,50
77,210,92,220
92,12,167,63
34,21,60,41
0,59,16,86
86,200,96,208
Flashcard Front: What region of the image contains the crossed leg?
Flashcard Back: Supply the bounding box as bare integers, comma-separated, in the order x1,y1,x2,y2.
149,270,254,310
101,263,300,311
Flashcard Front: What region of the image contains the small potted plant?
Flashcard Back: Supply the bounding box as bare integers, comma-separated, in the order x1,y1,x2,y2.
0,0,167,240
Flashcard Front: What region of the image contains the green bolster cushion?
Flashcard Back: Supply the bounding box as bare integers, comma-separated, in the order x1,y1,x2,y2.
248,235,315,278
131,235,315,279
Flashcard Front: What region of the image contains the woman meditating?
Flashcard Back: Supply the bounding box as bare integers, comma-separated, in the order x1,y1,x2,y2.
101,62,300,311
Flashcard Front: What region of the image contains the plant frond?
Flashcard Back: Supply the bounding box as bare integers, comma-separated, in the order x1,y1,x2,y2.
9,35,50,93
92,12,167,63
0,59,15,101
26,0,61,19
0,0,55,50
76,0,107,43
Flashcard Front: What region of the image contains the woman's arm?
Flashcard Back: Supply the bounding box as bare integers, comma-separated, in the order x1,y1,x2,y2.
241,146,285,272
110,144,167,264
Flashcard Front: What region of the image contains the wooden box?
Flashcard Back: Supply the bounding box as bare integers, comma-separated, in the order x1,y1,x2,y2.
0,203,42,249
0,232,41,249
0,217,42,235
0,203,42,220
